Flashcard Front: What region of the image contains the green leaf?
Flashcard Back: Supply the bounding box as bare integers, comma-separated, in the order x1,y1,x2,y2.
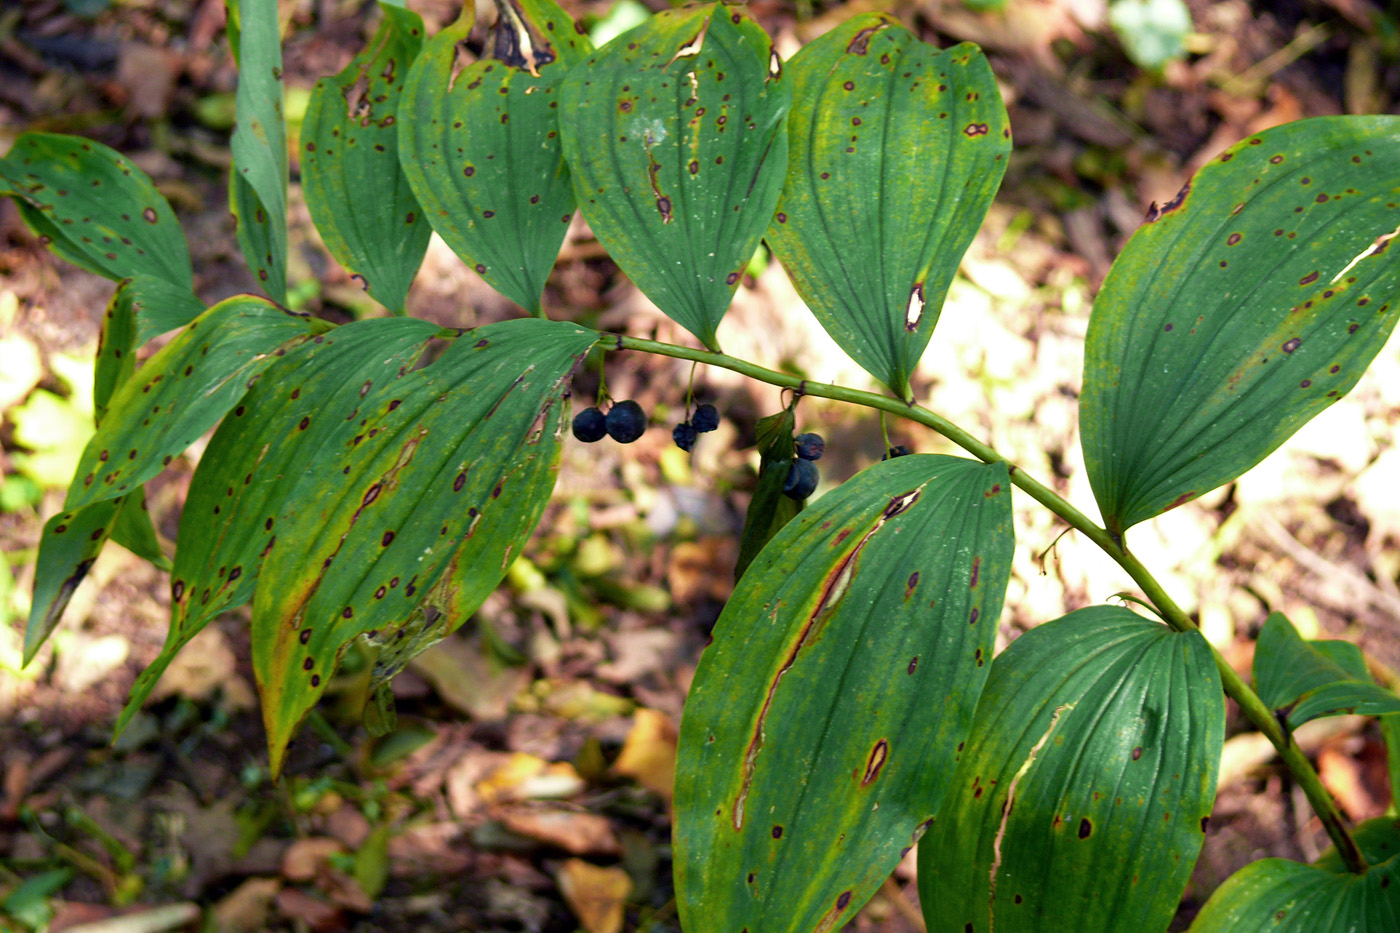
1080,116,1400,536
399,0,590,315
251,318,597,774
1314,816,1400,873
733,407,800,581
1383,714,1400,814
302,2,429,313
1108,0,1192,71
1252,611,1400,730
766,14,1010,400
0,133,192,288
1189,855,1400,931
558,3,791,350
95,276,205,422
228,0,289,302
115,316,440,737
26,500,121,664
65,296,319,513
110,487,168,570
918,606,1224,933
675,455,1014,933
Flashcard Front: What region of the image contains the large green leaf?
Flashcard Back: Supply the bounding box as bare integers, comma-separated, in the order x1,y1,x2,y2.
228,0,289,303
766,14,1010,400
918,606,1224,933
115,316,441,736
26,296,317,663
0,133,192,288
675,455,1014,933
399,0,590,314
251,318,597,774
557,3,790,350
1253,611,1400,731
1314,816,1400,873
1189,855,1400,931
1081,116,1400,536
302,1,429,314
95,276,205,423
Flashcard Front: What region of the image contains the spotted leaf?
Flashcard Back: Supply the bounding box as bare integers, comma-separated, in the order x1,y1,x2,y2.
0,133,192,289
918,606,1224,933
557,3,790,350
64,296,321,515
115,316,441,738
1081,116,1400,537
302,1,429,313
251,318,597,775
229,0,289,302
399,0,590,314
675,455,1013,933
766,14,1009,400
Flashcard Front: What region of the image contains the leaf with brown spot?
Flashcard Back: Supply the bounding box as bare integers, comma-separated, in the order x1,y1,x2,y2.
675,455,1013,932
399,0,589,315
1190,850,1400,931
557,3,790,350
1082,116,1400,535
114,316,440,738
303,2,429,314
918,607,1224,933
765,14,1009,400
0,133,194,288
252,318,598,775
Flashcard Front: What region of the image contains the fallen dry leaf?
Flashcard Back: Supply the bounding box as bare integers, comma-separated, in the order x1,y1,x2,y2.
476,752,585,804
492,802,621,855
210,878,282,933
274,888,343,933
612,708,677,800
280,838,346,883
556,859,632,933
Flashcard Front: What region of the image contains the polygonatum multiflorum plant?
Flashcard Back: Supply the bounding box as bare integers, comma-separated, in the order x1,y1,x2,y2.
6,1,1400,930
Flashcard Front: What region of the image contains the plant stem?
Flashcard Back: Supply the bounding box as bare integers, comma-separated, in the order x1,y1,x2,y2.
613,332,1368,873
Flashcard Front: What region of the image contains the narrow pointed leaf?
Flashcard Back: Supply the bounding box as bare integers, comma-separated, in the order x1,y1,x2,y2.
675,455,1014,933
1189,855,1400,931
302,2,429,313
0,133,192,288
95,276,205,422
251,318,597,774
918,606,1224,933
110,488,168,570
1253,611,1400,730
766,14,1010,399
115,316,440,737
399,0,590,314
558,3,791,349
1081,116,1400,536
229,0,289,302
25,501,122,663
734,407,800,581
65,296,319,513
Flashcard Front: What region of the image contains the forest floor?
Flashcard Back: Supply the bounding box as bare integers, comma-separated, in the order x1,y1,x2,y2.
3,0,1400,931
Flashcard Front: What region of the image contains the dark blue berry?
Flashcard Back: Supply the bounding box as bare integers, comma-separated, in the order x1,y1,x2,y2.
692,403,720,433
572,407,606,442
606,400,647,443
673,422,698,452
783,459,818,500
882,444,912,460
794,433,825,461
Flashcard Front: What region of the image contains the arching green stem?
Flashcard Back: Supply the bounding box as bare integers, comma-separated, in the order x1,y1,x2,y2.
611,332,1367,874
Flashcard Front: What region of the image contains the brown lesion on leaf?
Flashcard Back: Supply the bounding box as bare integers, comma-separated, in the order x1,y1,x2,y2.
665,19,710,68
449,39,475,91
490,0,557,77
860,739,889,785
846,23,886,55
1144,181,1191,224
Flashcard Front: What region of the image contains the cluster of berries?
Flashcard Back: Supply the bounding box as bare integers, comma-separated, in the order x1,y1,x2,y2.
571,400,647,444
784,432,824,500
671,403,720,452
